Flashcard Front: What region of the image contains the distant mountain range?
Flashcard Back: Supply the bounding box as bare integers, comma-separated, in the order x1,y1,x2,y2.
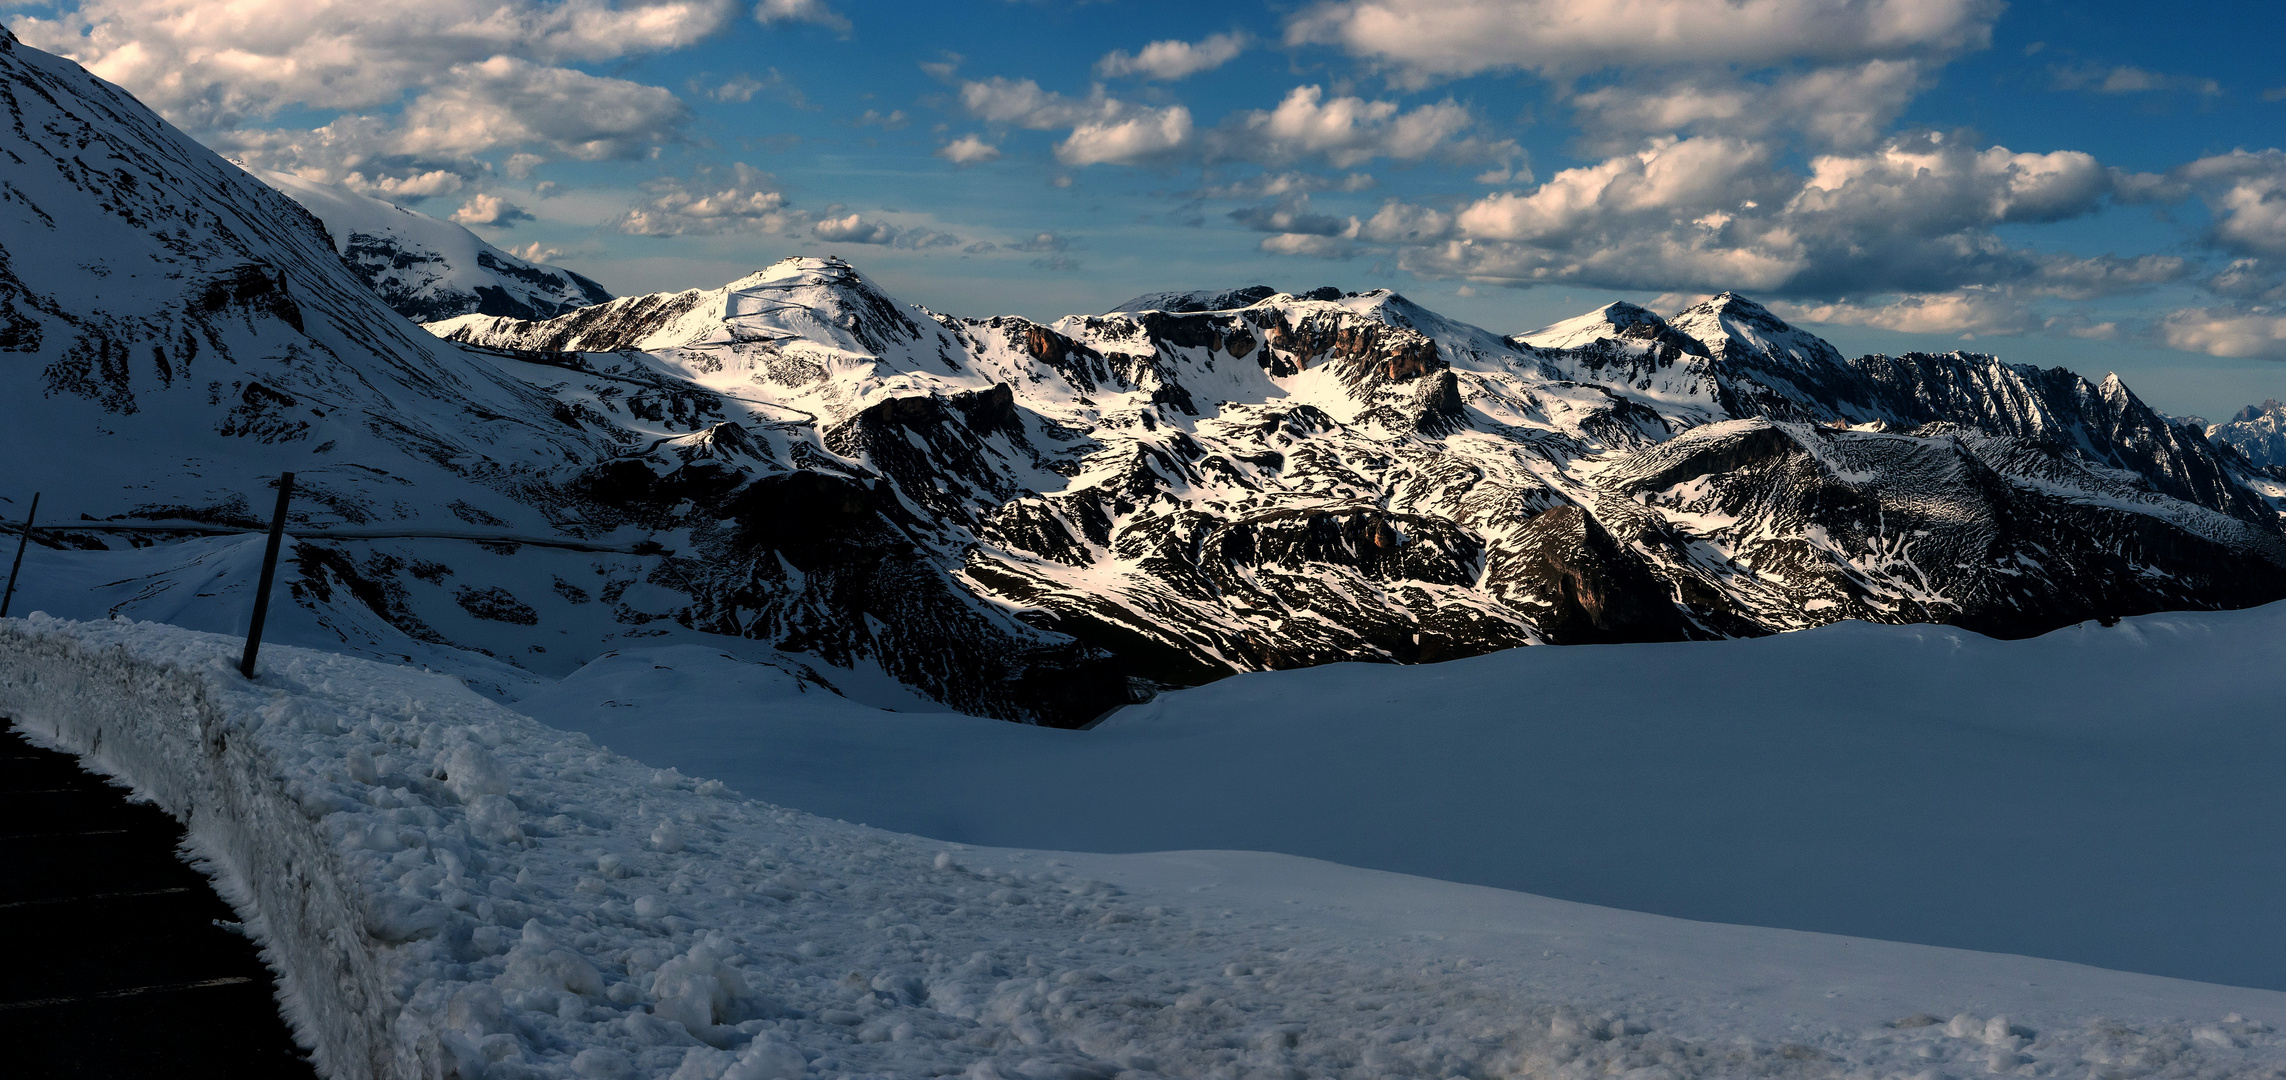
2197,399,2286,473
4,23,2282,724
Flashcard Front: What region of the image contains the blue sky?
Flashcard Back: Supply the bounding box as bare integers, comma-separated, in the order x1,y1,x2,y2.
12,0,2286,415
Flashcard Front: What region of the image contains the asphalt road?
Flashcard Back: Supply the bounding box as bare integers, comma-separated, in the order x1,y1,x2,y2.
0,718,318,1078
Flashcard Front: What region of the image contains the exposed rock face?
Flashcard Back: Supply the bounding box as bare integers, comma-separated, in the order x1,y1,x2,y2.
2207,400,2286,471
0,30,1124,726
257,169,612,322
6,27,2285,726
438,266,2286,701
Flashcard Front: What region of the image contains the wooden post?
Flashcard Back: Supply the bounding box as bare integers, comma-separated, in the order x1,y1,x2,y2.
239,473,295,679
0,491,37,619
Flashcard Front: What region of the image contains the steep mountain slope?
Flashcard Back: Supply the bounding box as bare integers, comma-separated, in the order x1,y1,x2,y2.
5,25,2282,725
434,267,2286,695
256,170,612,322
0,27,1118,724
2208,399,2286,470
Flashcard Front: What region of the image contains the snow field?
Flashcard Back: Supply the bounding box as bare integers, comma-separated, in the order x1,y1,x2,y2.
5,614,2286,1080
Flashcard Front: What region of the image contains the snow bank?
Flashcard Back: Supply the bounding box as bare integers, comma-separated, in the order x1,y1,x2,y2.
7,614,2286,1080
522,603,2286,991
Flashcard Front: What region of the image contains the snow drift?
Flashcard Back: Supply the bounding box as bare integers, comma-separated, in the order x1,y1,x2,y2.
7,614,2286,1080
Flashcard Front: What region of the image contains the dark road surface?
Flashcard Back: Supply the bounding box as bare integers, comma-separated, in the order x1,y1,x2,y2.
0,718,319,1078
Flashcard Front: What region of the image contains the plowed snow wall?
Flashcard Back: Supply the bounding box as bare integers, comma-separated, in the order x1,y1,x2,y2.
0,620,441,1080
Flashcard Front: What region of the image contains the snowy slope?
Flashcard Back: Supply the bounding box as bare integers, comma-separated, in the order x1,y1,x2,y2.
4,23,2283,727
256,170,612,322
432,256,2286,706
7,613,2286,1080
513,599,2286,993
0,31,1106,724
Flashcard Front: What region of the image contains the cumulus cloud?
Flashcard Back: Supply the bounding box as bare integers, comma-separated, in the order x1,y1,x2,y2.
811,214,961,249
954,77,1194,164
1012,232,1072,252
505,240,567,263
1568,59,1926,151
616,162,794,235
1060,106,1196,167
1259,232,1358,258
754,0,850,35
397,57,688,160
450,192,534,227
2161,307,2286,359
955,78,1505,169
1209,85,1513,169
2179,149,2286,258
1258,131,2151,301
218,116,478,201
1284,0,2002,81
1775,289,2033,335
1094,32,1248,81
16,0,738,131
938,134,1002,165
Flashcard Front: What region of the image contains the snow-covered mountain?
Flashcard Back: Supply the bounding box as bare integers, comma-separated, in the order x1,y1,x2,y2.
5,25,2284,725
256,169,612,322
0,26,1108,723
2207,399,2286,471
434,268,2286,697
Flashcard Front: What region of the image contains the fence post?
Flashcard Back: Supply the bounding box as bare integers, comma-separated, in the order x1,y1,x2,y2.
0,491,38,619
239,473,296,679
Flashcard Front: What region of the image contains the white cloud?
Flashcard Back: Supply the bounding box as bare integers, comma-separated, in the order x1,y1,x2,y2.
1284,0,2002,81
1272,131,2147,301
505,240,567,263
1568,59,1926,150
2161,307,2286,359
813,213,897,243
16,0,738,130
956,79,1503,170
938,134,1002,165
811,214,962,249
1790,138,2111,228
450,192,533,227
397,57,688,161
616,162,794,235
217,116,475,201
1259,232,1358,258
2179,149,2286,258
753,0,850,35
1775,289,2032,335
1094,32,1248,81
1058,106,1195,166
1356,201,1453,243
1212,85,1509,169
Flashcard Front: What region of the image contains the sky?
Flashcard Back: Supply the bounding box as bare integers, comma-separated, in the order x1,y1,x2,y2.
10,0,2286,417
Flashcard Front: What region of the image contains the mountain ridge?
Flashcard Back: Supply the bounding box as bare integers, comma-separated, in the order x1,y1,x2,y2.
255,170,613,323
5,24,2282,725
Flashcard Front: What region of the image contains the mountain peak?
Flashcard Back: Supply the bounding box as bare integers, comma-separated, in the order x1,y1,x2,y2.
1666,291,1842,373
